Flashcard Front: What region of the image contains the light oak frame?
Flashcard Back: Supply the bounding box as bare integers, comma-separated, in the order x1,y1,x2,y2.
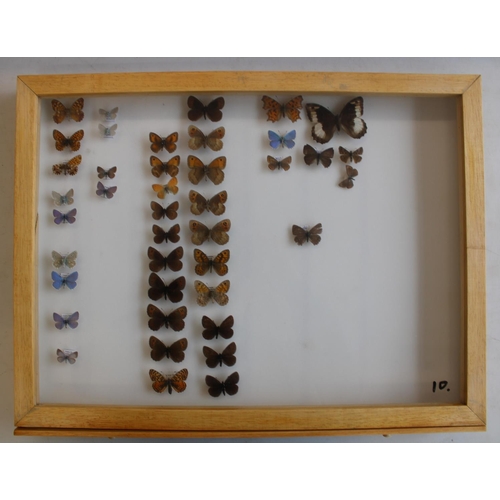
14,71,485,437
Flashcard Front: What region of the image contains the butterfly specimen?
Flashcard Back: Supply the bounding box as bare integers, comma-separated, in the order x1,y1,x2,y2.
147,304,187,331
149,368,188,394
262,95,303,122
194,249,230,276
149,336,188,362
267,155,291,171
150,155,180,178
51,271,78,290
152,178,178,199
202,315,234,340
151,201,179,221
149,132,178,153
194,280,230,306
96,182,117,199
339,165,359,189
97,166,117,179
53,311,79,330
187,96,225,122
203,342,237,368
52,155,81,175
152,223,181,244
205,372,239,397
189,219,230,246
292,223,323,246
56,349,78,364
187,155,226,185
147,246,184,272
303,144,334,168
305,97,367,143
99,107,119,121
189,190,227,216
268,130,296,149
148,274,186,302
53,208,77,225
339,146,363,164
52,189,74,206
53,129,84,151
51,98,84,123
52,250,77,269
188,126,225,151
99,123,117,138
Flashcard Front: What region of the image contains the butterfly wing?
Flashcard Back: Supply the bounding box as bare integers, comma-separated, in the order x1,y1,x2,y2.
51,271,64,289
66,311,79,329
207,191,227,216
52,210,64,225
212,280,230,306
167,177,179,195
64,208,77,224
262,96,283,122
284,96,303,122
149,336,169,361
64,271,78,289
282,130,295,148
352,147,363,163
268,130,282,149
51,100,68,124
187,96,206,121
56,349,67,362
148,273,167,301
51,251,64,268
318,148,334,168
205,375,224,397
212,249,230,276
147,246,167,272
203,346,220,368
165,276,186,303
107,166,118,179
164,132,178,153
53,312,65,329
201,316,217,340
205,97,225,122
69,98,84,122
188,126,206,150
68,130,84,151
218,315,235,339
205,127,225,151
306,103,337,144
338,146,352,164
339,97,367,139
194,249,211,276
147,304,167,330
194,280,211,306
303,144,319,165
165,306,188,331
292,225,308,246
165,246,184,272
149,368,168,393
96,181,106,196
308,223,323,245
210,219,231,245
189,220,210,246
205,156,226,185
104,185,117,199
169,368,188,393
189,190,208,215
224,372,240,396
221,342,237,366
52,129,67,151
187,155,206,184
267,156,279,171
167,338,188,363
166,224,181,243
64,250,78,268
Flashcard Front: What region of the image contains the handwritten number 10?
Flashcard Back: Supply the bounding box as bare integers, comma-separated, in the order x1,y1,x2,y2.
432,380,450,392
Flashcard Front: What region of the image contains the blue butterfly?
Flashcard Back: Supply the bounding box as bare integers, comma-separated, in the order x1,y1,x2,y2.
53,208,77,225
51,271,78,290
268,130,296,149
53,311,79,329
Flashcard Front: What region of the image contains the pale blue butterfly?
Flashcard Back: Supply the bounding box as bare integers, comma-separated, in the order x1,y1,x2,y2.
268,130,296,149
51,271,78,290
53,312,79,329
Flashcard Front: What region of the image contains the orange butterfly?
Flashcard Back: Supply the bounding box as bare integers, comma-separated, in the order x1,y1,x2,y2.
53,129,84,151
52,155,82,176
149,132,178,153
188,126,225,151
152,178,178,199
150,155,180,178
262,95,303,122
194,249,230,276
194,280,230,306
187,155,226,185
149,368,188,394
51,98,84,123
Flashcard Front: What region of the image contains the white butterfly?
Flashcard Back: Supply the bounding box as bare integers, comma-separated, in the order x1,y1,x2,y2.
99,107,119,121
99,123,117,138
51,189,74,206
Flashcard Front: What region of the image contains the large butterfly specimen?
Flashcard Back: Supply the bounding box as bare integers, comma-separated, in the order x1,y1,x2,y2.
52,155,81,176
262,95,303,122
202,315,234,340
149,132,178,153
187,155,226,185
147,304,187,331
189,219,230,246
149,368,188,394
51,98,84,123
188,126,225,151
53,129,84,151
147,246,183,272
303,144,334,168
148,274,186,302
193,249,229,276
149,336,188,362
194,280,230,306
203,342,237,368
205,372,239,397
292,223,323,246
187,96,225,122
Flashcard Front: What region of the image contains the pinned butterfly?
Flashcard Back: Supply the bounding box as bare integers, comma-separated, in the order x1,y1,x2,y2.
53,208,77,225
147,304,187,331
150,155,180,178
150,201,178,221
152,178,178,199
56,349,78,364
52,189,74,206
303,145,334,168
292,223,322,246
339,165,358,189
51,98,84,123
187,96,225,122
193,249,230,276
53,129,84,151
202,315,234,340
149,368,188,394
51,271,78,290
194,280,230,306
205,372,239,397
53,311,79,330
147,246,184,272
189,190,227,216
149,336,188,363
96,182,117,199
262,95,303,122
267,156,291,172
268,130,296,149
148,274,186,302
150,132,178,153
203,342,237,368
52,250,77,268
99,107,119,122
52,155,81,176
189,219,230,246
187,155,226,185
152,223,181,244
339,146,363,164
188,126,224,151
97,166,117,179
99,123,117,138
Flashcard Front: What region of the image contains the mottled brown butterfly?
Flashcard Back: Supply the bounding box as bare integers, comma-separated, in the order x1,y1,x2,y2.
292,223,323,245
339,146,363,164
187,155,226,185
188,126,225,151
202,315,234,340
97,166,117,179
303,144,334,167
267,155,291,171
306,97,367,143
187,96,225,122
262,95,303,122
194,280,230,306
149,132,178,153
147,304,187,331
149,336,188,362
194,249,230,276
150,155,180,178
203,342,237,368
51,98,84,124
147,246,183,272
189,190,227,216
189,219,230,246
152,223,180,244
149,368,188,394
205,372,239,397
148,274,186,302
339,165,358,189
151,201,178,221
53,129,84,151
52,155,81,176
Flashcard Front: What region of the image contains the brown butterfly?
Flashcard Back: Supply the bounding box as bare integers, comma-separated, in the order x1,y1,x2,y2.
97,166,117,179
188,126,225,151
51,98,84,124
203,342,237,368
303,144,334,168
147,304,187,331
187,155,226,185
149,132,178,153
339,165,358,189
194,280,230,306
149,368,188,394
202,315,234,340
52,155,82,176
262,95,303,122
194,249,230,276
267,155,291,171
339,146,363,164
151,201,178,221
187,96,225,122
149,336,188,362
205,372,239,397
148,274,186,302
189,190,227,216
189,219,230,246
152,178,178,199
53,129,84,151
150,155,180,178
305,97,367,143
152,223,180,244
292,223,323,245
148,246,183,272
